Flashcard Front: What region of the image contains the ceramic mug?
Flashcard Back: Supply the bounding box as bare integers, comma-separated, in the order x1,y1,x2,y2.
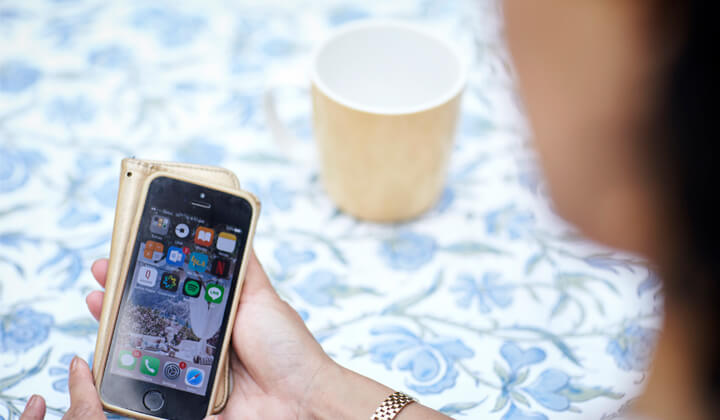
311,20,466,222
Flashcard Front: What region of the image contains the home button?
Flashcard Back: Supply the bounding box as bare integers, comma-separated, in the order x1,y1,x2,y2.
143,390,164,412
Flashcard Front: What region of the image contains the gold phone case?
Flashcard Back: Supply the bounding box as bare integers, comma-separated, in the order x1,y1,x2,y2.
92,158,260,419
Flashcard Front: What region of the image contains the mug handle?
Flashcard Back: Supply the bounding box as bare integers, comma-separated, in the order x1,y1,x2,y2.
262,67,314,164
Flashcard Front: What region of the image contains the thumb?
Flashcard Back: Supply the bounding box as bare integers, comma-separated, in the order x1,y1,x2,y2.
20,395,46,420
63,357,105,420
240,251,277,297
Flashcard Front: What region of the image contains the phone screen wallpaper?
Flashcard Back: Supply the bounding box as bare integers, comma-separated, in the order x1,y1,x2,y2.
109,208,242,396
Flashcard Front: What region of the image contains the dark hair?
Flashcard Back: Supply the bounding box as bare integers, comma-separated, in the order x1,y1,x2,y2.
656,0,719,410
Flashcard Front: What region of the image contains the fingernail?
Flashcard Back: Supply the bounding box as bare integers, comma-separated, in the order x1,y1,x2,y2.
27,394,39,409
70,356,79,372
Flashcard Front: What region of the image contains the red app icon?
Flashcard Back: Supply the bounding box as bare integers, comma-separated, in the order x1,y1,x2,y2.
194,226,214,247
211,258,230,278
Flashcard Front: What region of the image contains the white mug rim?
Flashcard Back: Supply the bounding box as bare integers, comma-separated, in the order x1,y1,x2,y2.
310,19,468,116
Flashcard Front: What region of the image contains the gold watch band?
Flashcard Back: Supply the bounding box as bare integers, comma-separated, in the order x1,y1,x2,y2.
371,391,416,420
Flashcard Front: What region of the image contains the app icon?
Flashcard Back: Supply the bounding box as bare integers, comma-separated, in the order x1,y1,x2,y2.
160,272,179,292
194,226,214,247
139,356,159,376
117,350,136,370
211,258,230,278
216,232,237,253
188,252,208,272
175,223,190,238
164,362,181,380
167,246,185,267
183,279,201,298
150,215,170,235
185,368,204,387
205,283,224,304
143,240,164,261
137,265,157,287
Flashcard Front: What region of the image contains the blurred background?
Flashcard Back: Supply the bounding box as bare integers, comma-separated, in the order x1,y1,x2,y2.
0,1,659,419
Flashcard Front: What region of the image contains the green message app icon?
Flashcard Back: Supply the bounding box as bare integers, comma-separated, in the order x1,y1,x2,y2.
183,279,201,298
139,356,159,376
205,283,224,304
117,350,136,370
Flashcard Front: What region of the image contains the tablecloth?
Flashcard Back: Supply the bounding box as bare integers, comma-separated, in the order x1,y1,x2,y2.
0,0,662,419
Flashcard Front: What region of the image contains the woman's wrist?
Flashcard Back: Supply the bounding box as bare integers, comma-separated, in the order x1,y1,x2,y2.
301,361,393,420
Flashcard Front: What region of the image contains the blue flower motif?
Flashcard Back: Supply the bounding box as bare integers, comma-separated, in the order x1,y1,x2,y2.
459,113,493,138
274,242,316,280
261,38,295,57
369,325,474,394
502,404,548,420
522,369,571,411
501,342,546,374
87,45,133,68
131,7,206,47
485,204,535,240
46,96,96,125
328,5,370,26
0,307,54,353
0,8,23,25
92,178,118,208
245,180,294,213
219,92,258,124
452,272,513,313
434,187,454,213
606,324,658,371
0,60,41,93
174,137,226,166
294,270,376,307
492,342,546,412
59,206,101,227
0,146,46,193
379,232,437,271
492,342,623,413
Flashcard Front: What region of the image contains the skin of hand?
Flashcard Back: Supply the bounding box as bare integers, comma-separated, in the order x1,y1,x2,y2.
21,252,447,420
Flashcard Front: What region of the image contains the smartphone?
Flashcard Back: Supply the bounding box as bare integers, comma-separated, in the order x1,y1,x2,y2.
98,174,258,419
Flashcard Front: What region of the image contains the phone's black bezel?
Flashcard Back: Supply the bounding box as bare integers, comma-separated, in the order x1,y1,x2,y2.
100,176,253,419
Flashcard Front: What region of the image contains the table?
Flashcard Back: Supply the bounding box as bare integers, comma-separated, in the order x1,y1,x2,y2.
0,1,661,419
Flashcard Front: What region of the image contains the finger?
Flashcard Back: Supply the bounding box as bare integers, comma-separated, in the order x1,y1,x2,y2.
91,259,108,288
65,357,104,420
20,395,46,420
86,291,105,321
240,251,277,298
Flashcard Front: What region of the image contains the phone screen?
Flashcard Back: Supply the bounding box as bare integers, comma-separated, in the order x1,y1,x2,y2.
101,176,254,418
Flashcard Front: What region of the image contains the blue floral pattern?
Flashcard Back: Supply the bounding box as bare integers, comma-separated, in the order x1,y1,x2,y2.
0,308,54,353
0,1,659,419
0,61,41,93
369,326,474,394
379,231,437,270
606,324,659,372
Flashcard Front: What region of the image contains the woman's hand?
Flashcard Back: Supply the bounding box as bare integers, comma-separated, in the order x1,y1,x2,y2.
84,253,349,419
23,252,444,419
20,357,106,420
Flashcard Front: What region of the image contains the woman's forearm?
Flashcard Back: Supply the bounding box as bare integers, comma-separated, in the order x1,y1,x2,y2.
304,363,451,420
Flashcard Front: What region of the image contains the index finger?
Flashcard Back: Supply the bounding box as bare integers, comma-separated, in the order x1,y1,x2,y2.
91,259,108,288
